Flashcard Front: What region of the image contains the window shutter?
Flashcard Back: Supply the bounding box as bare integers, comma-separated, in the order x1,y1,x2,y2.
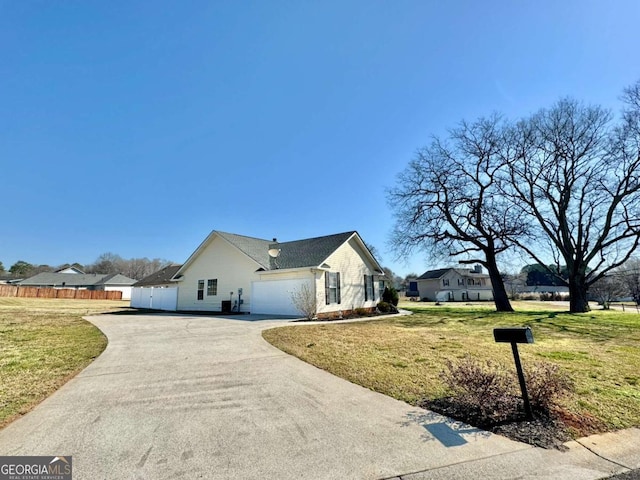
364,275,368,301
336,272,341,304
325,272,330,305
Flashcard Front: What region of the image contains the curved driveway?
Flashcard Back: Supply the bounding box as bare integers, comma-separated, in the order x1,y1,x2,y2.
0,313,631,479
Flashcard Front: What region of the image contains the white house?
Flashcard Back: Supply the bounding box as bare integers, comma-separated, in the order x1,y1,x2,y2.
170,230,386,317
416,265,494,302
130,265,182,311
18,272,137,300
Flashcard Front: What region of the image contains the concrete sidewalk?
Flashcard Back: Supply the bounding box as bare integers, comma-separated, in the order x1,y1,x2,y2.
0,313,637,479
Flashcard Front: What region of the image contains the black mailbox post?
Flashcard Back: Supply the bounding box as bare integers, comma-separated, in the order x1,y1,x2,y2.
493,327,534,420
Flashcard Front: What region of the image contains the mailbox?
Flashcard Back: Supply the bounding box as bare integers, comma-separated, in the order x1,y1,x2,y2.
493,327,534,344
493,326,535,419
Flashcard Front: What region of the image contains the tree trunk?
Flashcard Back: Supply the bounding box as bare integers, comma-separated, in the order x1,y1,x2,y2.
569,275,590,313
485,256,514,312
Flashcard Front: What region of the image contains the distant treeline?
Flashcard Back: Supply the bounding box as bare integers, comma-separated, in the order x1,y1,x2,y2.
0,253,173,281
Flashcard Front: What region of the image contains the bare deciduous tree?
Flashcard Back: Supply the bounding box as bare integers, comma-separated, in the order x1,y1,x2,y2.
388,116,527,312
589,274,628,309
506,92,640,313
86,253,172,280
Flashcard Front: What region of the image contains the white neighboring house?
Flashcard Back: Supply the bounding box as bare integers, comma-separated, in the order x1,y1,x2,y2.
130,265,182,311
170,230,386,318
416,266,494,302
17,272,137,299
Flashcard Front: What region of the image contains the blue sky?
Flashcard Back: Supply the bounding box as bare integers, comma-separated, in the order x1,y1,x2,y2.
2,0,639,277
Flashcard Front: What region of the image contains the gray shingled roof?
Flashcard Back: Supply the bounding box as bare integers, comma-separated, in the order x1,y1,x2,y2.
18,272,136,287
214,231,362,270
267,232,357,270
216,232,273,269
96,274,137,286
133,265,182,287
417,268,453,280
418,267,489,280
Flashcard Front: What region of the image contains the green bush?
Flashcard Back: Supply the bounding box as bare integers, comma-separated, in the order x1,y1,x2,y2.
377,301,398,313
382,286,399,306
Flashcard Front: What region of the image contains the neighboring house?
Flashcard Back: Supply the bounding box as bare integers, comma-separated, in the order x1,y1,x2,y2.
130,265,182,311
405,279,420,298
133,265,182,288
18,272,137,300
171,230,385,317
55,266,85,274
416,265,494,302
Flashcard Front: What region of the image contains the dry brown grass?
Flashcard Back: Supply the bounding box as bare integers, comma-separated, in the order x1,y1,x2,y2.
263,301,640,436
0,297,130,428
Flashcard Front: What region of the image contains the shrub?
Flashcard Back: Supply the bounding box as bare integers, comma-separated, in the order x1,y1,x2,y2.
382,286,399,306
376,301,398,314
521,294,540,301
354,307,369,317
441,356,573,422
289,283,317,320
441,356,514,422
524,361,574,411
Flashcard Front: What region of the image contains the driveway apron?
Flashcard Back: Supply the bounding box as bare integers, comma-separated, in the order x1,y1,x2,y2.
0,314,541,479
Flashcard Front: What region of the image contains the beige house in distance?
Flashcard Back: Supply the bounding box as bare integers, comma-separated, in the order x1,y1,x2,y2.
416,265,493,302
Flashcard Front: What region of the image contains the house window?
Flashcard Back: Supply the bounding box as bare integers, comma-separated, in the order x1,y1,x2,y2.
325,272,341,304
364,275,374,301
458,279,464,286
467,278,472,285
197,280,204,300
207,279,217,296
443,279,449,286
379,280,385,297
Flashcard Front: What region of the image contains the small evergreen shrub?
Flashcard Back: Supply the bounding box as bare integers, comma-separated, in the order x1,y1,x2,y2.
382,286,399,306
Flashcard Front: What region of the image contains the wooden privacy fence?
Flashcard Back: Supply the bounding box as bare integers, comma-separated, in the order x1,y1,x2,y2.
0,284,122,300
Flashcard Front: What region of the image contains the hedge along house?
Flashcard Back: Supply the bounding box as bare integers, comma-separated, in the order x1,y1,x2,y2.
171,230,386,317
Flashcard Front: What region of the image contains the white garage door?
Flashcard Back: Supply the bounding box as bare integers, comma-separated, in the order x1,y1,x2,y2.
251,278,312,316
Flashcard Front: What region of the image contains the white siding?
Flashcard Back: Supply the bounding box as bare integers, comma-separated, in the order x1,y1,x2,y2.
316,237,381,315
104,286,133,300
131,287,178,311
176,235,261,312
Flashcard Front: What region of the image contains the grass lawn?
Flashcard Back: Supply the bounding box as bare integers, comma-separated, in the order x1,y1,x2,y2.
0,297,130,428
263,301,640,437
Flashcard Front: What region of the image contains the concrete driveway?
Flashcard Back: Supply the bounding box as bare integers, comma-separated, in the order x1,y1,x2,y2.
0,313,634,479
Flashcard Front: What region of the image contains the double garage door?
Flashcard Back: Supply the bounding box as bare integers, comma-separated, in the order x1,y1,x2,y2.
251,278,312,316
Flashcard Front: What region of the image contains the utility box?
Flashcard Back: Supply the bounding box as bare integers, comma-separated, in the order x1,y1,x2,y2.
493,327,534,344
221,300,232,313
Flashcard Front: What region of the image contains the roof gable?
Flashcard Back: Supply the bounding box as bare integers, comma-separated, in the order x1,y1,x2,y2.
270,232,357,270
133,265,182,287
174,230,383,278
